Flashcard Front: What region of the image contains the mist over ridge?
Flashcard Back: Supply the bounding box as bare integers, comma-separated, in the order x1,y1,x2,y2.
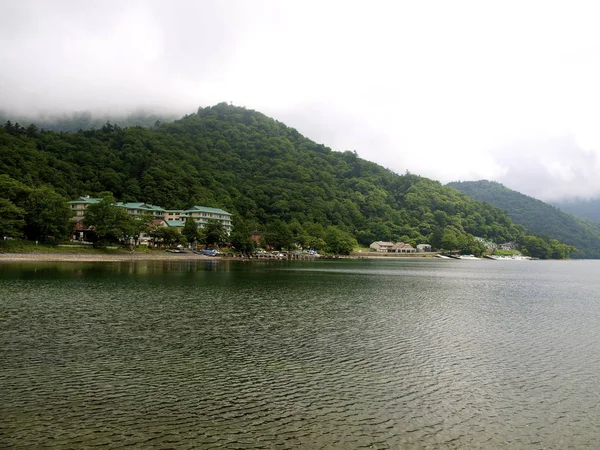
4,2,600,202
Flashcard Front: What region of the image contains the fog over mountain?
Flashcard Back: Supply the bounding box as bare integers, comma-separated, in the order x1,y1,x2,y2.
552,198,600,224
468,134,600,202
3,1,600,201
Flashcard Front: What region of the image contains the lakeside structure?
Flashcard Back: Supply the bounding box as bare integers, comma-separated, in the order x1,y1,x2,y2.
369,241,418,253
68,196,232,242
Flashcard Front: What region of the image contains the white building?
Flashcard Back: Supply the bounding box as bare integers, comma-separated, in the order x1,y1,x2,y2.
369,241,394,252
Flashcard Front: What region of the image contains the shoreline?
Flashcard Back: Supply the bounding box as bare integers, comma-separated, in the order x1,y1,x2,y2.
0,252,218,263
0,251,437,263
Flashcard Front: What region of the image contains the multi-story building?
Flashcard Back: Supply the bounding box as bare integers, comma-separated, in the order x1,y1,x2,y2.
69,196,102,217
68,196,233,234
182,206,233,234
116,202,165,219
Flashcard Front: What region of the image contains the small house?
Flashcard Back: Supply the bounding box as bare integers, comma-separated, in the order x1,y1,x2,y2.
370,241,394,252
392,242,416,253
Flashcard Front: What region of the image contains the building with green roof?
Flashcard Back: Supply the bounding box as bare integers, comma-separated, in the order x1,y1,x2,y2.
116,202,165,218
182,206,233,233
68,196,103,217
69,197,232,234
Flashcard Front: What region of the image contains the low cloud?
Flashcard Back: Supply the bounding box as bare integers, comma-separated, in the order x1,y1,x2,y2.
490,135,600,201
4,1,600,202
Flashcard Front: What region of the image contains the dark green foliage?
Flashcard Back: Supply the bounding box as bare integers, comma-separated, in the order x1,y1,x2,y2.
429,227,486,256
23,187,74,243
131,213,154,245
83,195,135,246
552,198,600,224
324,226,358,255
518,235,576,260
0,105,574,257
0,175,28,239
151,227,184,247
202,219,227,248
0,174,73,242
229,216,255,254
263,220,293,250
448,180,600,258
0,198,25,239
182,218,199,246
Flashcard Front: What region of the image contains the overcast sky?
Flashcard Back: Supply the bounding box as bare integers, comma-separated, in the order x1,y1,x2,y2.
2,0,600,201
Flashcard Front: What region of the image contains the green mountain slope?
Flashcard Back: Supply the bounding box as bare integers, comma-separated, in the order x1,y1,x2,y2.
552,198,600,224
448,180,600,258
0,104,572,257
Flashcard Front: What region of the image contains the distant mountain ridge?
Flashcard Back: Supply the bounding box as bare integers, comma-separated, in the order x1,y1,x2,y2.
447,180,600,258
552,198,600,224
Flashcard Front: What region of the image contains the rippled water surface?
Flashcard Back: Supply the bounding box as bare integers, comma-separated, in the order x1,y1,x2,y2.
2,258,600,448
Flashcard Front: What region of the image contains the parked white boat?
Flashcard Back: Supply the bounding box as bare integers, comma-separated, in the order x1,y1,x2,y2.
486,255,532,261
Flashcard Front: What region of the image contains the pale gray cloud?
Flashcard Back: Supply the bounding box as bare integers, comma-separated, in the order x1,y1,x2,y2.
2,0,600,201
491,135,600,201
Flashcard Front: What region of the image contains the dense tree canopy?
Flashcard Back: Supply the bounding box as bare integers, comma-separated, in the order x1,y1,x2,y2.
552,198,600,225
202,219,227,248
83,195,137,246
0,174,73,242
324,226,358,255
0,104,577,257
448,180,600,258
182,217,199,246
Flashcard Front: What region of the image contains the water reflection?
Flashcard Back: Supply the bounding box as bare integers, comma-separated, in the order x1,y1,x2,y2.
1,259,600,448
0,259,225,275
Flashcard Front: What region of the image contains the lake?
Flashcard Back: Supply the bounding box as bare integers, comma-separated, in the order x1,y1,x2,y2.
1,258,600,448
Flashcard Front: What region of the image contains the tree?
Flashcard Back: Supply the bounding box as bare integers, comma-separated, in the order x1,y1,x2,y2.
0,174,31,206
0,175,29,239
182,217,199,246
203,219,227,248
460,234,487,257
288,218,305,245
263,220,293,250
151,227,183,247
131,212,154,246
83,195,135,246
229,216,255,254
302,222,325,245
23,188,74,243
439,226,461,251
26,124,39,137
0,199,24,239
520,235,551,259
324,226,357,255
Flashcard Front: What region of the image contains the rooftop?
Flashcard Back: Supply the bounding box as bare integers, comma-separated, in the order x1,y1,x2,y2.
165,221,185,227
68,197,102,204
184,206,232,215
117,202,165,211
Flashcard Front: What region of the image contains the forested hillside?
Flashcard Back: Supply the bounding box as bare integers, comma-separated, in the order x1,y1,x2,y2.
448,180,600,258
552,198,600,224
0,103,574,257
